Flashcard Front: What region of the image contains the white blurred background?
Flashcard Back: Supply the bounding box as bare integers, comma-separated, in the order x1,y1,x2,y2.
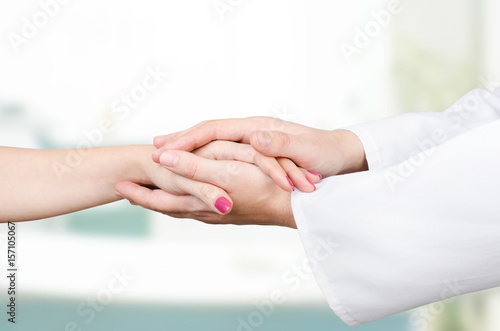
0,0,498,330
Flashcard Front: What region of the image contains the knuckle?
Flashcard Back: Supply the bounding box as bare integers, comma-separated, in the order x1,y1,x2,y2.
200,119,216,130
182,158,199,179
275,131,290,149
197,120,210,128
203,140,225,158
198,184,219,201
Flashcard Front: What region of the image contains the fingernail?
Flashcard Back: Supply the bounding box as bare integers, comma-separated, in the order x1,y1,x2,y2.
215,197,232,214
287,176,295,191
255,131,271,147
160,151,179,167
115,191,124,198
307,178,316,190
308,170,322,178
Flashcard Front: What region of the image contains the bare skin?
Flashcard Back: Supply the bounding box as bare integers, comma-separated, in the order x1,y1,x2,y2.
153,117,368,186
0,145,232,222
117,142,296,227
118,117,368,227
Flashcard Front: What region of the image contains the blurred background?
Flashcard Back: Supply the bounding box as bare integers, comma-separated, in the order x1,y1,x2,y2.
0,0,498,330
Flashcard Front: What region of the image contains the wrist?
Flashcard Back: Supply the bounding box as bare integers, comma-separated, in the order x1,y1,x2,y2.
331,129,368,174
278,192,295,228
122,145,158,187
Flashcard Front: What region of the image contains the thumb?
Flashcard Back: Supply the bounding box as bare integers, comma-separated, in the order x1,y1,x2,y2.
250,130,305,160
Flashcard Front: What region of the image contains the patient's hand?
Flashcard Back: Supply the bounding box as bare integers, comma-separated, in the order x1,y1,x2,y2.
115,141,296,228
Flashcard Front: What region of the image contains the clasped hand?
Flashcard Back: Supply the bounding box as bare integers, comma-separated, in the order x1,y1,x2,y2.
115,117,367,228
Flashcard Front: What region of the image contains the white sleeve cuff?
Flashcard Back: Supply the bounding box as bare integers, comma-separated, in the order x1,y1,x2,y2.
344,88,500,171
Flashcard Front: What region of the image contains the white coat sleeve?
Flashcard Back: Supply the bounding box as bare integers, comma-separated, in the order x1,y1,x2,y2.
292,115,500,327
344,88,500,170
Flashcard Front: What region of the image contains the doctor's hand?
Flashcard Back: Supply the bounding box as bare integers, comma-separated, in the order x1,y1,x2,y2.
153,117,368,187
116,141,295,228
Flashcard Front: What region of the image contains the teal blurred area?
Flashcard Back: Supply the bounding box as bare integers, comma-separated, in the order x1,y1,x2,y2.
0,297,409,331
67,206,150,238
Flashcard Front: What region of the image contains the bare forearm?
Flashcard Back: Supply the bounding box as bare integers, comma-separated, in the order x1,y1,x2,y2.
0,145,156,222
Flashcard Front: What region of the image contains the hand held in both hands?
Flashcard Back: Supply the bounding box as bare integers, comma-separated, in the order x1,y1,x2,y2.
152,117,367,190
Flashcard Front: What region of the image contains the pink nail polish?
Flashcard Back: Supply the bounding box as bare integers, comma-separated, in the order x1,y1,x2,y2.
307,170,321,178
307,178,316,190
215,197,232,213
287,176,295,191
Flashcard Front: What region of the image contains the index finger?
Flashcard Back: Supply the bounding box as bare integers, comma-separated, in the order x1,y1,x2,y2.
154,117,283,152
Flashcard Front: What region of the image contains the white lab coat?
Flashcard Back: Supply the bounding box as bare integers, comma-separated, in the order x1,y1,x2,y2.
291,87,500,327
